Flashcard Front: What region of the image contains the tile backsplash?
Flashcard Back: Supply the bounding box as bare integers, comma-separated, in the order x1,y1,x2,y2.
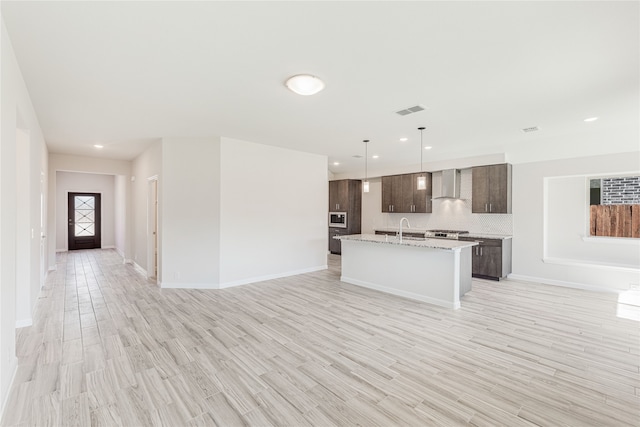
378,169,513,235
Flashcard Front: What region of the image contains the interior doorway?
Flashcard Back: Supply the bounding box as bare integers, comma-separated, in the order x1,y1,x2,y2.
40,171,46,288
147,177,159,280
68,192,101,250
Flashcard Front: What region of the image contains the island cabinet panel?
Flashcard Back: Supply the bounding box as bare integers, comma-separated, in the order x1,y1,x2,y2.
472,163,512,213
459,237,512,280
381,172,432,213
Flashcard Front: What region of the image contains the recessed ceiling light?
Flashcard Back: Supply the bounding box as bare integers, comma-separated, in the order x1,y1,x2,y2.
285,74,325,96
399,137,408,142
424,146,432,150
333,162,339,166
93,144,103,149
584,117,598,122
372,155,379,159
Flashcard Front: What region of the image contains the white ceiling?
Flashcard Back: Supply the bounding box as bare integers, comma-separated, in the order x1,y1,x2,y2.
2,1,638,173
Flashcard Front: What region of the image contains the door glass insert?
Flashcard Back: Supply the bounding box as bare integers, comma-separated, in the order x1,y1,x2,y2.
74,195,96,236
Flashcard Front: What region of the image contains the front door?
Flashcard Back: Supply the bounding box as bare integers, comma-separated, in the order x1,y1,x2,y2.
68,192,101,250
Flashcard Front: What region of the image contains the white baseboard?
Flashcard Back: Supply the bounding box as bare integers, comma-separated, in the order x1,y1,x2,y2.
542,257,640,272
340,275,460,309
115,248,125,259
161,281,219,289
123,258,134,265
133,262,147,277
0,356,18,423
160,265,329,290
102,245,115,249
15,318,33,328
55,249,67,253
219,265,328,289
507,273,624,293
48,266,56,272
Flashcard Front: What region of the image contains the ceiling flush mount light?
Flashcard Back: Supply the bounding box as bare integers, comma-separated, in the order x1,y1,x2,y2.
363,140,370,193
372,155,379,159
584,117,598,122
417,127,427,190
399,137,408,142
424,146,432,150
333,162,339,166
93,144,103,149
285,74,325,96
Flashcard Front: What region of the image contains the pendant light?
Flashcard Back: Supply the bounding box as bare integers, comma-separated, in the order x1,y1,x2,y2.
363,139,370,193
417,127,427,190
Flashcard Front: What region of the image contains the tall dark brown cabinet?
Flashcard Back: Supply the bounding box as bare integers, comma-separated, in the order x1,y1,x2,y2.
328,180,362,254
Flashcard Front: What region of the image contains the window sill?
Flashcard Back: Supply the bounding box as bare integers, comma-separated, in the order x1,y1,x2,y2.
543,257,639,272
582,236,640,245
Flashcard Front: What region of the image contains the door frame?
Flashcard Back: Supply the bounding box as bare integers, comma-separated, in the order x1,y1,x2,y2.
147,176,159,281
68,192,102,250
40,171,46,288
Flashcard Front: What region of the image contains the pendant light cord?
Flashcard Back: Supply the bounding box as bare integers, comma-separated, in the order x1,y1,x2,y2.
363,139,369,180
418,127,425,172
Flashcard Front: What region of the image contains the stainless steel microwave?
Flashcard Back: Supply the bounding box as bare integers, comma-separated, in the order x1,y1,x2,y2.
329,212,347,228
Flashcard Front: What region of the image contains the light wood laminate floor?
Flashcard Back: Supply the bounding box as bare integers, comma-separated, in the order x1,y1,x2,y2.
2,249,639,426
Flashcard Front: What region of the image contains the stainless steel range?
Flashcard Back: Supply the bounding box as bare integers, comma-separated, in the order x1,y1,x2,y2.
424,229,469,240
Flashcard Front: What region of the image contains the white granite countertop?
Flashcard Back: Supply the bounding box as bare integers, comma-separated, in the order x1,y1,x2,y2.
373,228,512,240
374,227,429,234
461,233,512,240
337,234,478,251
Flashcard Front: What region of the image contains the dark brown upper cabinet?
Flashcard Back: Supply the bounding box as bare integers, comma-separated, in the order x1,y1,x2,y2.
329,180,348,211
381,172,432,213
472,164,512,214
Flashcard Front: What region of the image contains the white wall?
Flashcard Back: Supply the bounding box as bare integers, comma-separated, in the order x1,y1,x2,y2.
219,137,328,287
15,130,30,326
55,171,115,251
114,175,127,257
0,17,49,416
131,141,161,272
161,138,220,288
511,151,640,292
48,153,131,269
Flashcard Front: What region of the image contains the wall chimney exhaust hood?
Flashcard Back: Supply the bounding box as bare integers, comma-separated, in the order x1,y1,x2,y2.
433,169,462,200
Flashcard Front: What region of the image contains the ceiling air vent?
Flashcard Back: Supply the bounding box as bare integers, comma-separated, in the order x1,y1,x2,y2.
395,105,425,116
521,126,540,133
352,155,363,158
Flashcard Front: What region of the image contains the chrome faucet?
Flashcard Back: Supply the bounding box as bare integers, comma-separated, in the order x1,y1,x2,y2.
399,217,411,243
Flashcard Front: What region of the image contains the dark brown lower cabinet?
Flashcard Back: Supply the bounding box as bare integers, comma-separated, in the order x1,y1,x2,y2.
459,237,512,280
329,228,348,254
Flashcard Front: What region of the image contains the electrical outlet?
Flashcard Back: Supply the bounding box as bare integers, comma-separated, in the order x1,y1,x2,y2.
174,272,181,280
629,283,639,290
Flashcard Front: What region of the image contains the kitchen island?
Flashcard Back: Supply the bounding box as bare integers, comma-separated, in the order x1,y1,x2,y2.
338,234,478,309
